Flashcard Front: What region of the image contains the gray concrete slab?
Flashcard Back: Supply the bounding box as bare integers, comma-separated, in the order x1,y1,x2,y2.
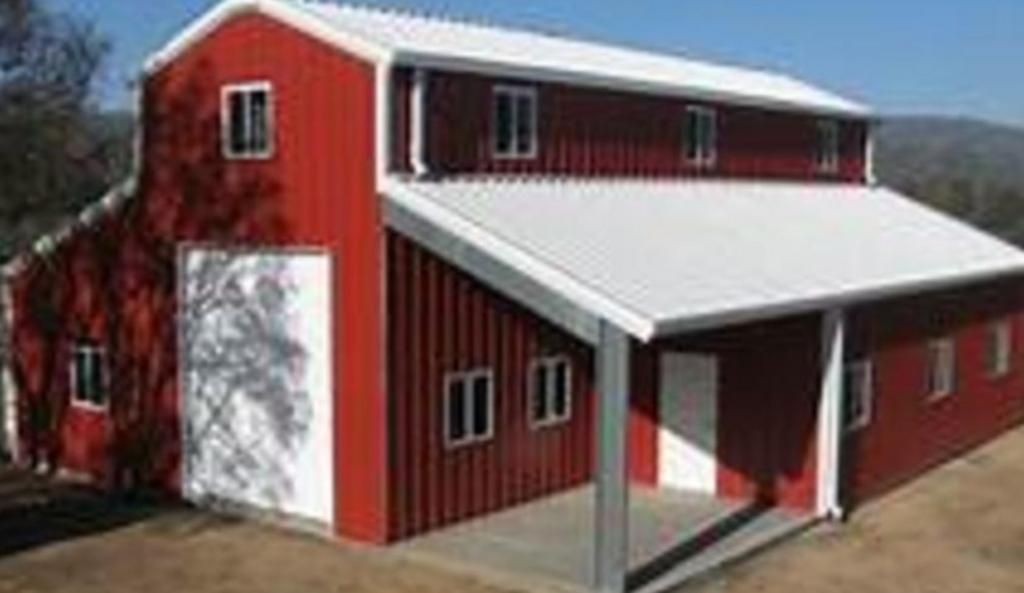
395,485,813,593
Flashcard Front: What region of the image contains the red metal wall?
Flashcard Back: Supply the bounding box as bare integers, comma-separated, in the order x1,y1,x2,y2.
640,315,822,511
845,279,1024,504
10,12,389,542
390,70,867,182
386,231,661,539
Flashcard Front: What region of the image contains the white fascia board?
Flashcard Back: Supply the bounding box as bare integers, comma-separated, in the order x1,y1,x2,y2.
143,0,392,75
652,261,1024,338
382,179,655,340
392,51,871,119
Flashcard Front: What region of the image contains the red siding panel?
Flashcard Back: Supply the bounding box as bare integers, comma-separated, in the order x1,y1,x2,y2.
386,232,658,539
10,13,387,542
845,279,1024,504
418,70,867,182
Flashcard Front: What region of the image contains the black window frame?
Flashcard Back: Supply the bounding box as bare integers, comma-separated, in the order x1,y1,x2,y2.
684,105,718,168
842,358,873,432
815,119,841,174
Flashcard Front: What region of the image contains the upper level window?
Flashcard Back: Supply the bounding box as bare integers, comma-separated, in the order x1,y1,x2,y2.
222,82,274,159
684,106,717,168
444,368,495,448
528,355,572,428
493,85,538,159
843,359,873,432
70,342,108,410
816,120,840,174
926,337,956,401
986,320,1013,379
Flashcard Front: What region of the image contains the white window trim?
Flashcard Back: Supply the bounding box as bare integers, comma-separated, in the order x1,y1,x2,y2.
492,84,539,160
69,343,109,413
443,368,496,449
221,81,275,160
986,319,1013,379
528,355,573,430
685,105,718,169
816,119,840,174
844,359,873,433
926,337,956,402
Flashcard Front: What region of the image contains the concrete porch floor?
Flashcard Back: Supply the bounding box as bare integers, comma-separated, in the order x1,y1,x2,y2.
396,485,815,593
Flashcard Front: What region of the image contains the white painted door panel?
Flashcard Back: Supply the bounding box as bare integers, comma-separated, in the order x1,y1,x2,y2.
658,353,718,493
180,249,334,527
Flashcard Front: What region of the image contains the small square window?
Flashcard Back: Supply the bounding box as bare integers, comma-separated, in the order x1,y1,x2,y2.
843,359,873,432
926,337,956,400
986,320,1013,379
528,356,572,428
816,120,840,174
684,106,717,168
444,368,495,448
222,82,274,159
70,342,108,410
492,85,538,159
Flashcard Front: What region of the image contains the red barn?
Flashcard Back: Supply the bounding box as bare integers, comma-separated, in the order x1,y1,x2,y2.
2,1,1024,591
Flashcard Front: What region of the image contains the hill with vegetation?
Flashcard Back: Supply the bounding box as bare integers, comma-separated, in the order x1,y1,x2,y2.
875,116,1024,246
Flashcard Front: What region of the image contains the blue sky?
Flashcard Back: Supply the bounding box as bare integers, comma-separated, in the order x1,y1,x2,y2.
52,0,1024,126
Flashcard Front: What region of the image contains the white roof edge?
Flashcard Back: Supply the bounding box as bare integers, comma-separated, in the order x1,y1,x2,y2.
382,178,657,340
143,0,392,75
653,261,1024,338
394,51,870,118
1,179,136,281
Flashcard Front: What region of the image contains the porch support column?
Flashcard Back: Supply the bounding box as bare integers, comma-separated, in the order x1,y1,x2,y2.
594,320,630,593
816,308,846,519
0,276,16,462
410,68,430,177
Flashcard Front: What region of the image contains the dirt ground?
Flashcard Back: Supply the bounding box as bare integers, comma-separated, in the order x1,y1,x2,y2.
2,428,1024,593
687,427,1024,593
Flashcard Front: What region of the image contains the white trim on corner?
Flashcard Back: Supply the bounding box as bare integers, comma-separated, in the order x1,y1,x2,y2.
143,0,391,76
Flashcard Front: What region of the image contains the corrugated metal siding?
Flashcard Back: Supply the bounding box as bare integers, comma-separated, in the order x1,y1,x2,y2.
11,12,387,541
420,70,866,181
386,231,599,538
845,278,1024,504
653,314,822,511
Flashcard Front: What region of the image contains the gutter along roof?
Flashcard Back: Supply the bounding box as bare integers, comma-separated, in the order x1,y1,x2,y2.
383,178,1024,341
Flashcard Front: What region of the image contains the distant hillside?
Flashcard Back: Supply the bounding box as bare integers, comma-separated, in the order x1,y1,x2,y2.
876,116,1024,246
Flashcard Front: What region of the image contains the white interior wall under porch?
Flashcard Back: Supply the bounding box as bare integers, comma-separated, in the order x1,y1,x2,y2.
178,247,335,528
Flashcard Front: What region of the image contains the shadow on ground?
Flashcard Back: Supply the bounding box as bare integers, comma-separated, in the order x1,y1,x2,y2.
0,465,175,557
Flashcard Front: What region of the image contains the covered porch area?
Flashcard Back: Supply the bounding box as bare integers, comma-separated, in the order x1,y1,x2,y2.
399,484,812,593
383,178,1024,591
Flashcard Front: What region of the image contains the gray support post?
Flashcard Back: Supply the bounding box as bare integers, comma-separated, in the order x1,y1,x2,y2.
0,276,15,462
594,320,630,593
816,308,845,518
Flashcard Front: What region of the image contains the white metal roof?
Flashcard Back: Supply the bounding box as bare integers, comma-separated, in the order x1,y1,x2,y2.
148,0,869,117
384,178,1024,340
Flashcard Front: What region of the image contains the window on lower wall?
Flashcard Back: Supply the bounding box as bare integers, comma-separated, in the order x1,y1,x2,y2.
843,359,873,432
70,342,108,411
986,320,1013,379
528,355,572,428
926,337,956,401
444,368,495,448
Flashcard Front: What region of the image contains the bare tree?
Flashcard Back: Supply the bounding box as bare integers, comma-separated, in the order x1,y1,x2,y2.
0,0,126,261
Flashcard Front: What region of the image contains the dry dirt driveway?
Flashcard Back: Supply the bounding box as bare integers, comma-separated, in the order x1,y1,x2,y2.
2,428,1024,593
